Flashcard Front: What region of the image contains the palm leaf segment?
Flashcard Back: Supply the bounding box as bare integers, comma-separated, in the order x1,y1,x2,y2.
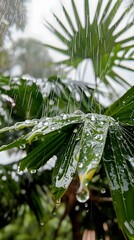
46,0,134,89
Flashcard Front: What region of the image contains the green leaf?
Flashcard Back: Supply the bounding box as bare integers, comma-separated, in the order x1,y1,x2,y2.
45,0,134,91
52,124,83,200
19,131,67,171
0,78,44,120
76,114,111,184
105,86,134,126
103,124,134,240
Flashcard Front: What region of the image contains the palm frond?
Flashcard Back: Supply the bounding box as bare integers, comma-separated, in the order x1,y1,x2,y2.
45,0,134,92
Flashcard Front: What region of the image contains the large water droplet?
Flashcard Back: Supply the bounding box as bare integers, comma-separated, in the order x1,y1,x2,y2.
76,186,90,203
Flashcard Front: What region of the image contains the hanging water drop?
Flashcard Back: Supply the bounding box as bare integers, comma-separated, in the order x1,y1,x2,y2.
101,188,106,194
76,185,90,203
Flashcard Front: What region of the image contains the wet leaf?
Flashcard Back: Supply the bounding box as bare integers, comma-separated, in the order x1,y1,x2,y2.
20,131,67,171
103,124,134,239
76,114,111,184
52,125,83,200
105,86,134,126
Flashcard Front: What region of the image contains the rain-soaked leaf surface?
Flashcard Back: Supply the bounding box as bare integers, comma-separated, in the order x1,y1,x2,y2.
105,86,134,126
103,124,134,239
52,125,83,200
76,114,111,183
19,131,68,171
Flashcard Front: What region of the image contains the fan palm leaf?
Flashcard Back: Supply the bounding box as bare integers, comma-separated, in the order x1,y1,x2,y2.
45,0,134,91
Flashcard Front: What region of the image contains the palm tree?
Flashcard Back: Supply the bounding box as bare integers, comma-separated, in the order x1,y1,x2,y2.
0,1,134,239
45,0,134,97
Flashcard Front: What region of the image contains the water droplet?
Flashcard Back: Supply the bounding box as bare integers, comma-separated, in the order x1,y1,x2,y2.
85,203,88,208
78,162,83,168
30,169,36,174
91,115,95,121
49,100,54,105
75,205,80,211
76,186,90,203
101,188,106,194
19,144,26,149
40,222,44,226
44,122,49,126
2,176,6,181
25,120,31,124
74,110,84,115
60,113,67,120
73,128,78,133
21,189,26,194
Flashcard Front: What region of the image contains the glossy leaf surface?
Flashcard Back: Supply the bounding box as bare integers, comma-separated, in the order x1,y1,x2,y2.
105,86,134,126
103,124,134,239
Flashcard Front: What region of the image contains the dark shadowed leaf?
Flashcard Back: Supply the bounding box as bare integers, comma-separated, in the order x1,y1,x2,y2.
105,86,134,126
